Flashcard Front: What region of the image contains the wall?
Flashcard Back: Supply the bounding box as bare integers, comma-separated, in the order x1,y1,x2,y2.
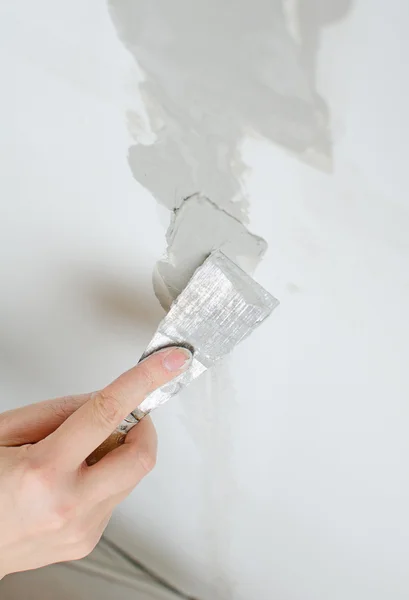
0,1,409,599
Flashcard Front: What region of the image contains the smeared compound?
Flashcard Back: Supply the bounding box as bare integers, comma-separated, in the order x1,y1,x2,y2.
153,194,267,310
109,0,351,223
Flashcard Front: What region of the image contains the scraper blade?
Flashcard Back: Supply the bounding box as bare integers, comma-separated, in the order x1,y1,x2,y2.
87,250,278,464
123,249,278,429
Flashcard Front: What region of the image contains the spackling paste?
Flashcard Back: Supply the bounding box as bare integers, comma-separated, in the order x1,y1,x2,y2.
108,0,350,301
108,0,350,221
153,194,267,310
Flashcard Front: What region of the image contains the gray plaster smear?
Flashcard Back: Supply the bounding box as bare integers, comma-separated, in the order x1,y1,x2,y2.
109,0,351,221
153,194,267,310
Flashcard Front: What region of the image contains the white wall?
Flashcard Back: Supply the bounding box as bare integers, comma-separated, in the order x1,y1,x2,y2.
0,2,409,599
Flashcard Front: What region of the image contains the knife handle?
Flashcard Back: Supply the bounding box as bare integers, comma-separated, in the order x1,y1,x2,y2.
86,429,126,466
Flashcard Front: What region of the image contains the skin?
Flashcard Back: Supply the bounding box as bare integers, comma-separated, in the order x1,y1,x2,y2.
0,346,192,579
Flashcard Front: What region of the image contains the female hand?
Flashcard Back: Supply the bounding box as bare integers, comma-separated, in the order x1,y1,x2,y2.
0,347,191,578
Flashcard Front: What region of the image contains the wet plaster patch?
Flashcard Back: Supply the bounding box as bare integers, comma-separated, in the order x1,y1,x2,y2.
108,0,351,223
153,194,267,311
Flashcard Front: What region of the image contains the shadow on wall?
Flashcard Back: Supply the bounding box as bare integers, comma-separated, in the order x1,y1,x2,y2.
108,0,352,221
0,262,164,408
68,265,165,338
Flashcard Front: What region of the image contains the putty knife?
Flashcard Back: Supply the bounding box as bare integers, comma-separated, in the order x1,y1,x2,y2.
87,250,279,464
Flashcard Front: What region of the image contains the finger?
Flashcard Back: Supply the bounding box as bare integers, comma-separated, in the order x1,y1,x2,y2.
36,347,191,470
84,417,157,501
0,394,89,446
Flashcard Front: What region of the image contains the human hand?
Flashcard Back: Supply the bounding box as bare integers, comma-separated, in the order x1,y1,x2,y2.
0,347,192,578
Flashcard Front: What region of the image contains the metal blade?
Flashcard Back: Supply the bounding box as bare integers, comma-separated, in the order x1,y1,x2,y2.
119,250,279,432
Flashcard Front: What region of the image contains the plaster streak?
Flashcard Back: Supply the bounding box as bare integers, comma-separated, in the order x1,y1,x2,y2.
105,2,351,595
108,0,351,222
283,0,302,44
153,194,267,311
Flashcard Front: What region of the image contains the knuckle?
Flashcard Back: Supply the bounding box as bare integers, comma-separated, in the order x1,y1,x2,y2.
26,440,58,472
20,460,75,531
46,512,68,533
92,390,123,428
21,458,55,497
49,396,77,423
52,502,77,530
72,538,97,560
66,524,88,547
17,450,88,537
72,526,106,560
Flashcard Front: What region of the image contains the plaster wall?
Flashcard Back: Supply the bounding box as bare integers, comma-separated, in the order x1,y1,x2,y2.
0,2,408,599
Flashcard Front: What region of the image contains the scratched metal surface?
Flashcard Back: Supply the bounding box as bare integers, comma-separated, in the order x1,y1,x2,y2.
118,251,279,433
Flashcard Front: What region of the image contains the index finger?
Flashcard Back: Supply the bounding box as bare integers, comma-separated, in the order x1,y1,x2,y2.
35,347,192,470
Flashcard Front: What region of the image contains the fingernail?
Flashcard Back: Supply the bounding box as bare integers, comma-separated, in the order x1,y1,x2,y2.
162,347,193,372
